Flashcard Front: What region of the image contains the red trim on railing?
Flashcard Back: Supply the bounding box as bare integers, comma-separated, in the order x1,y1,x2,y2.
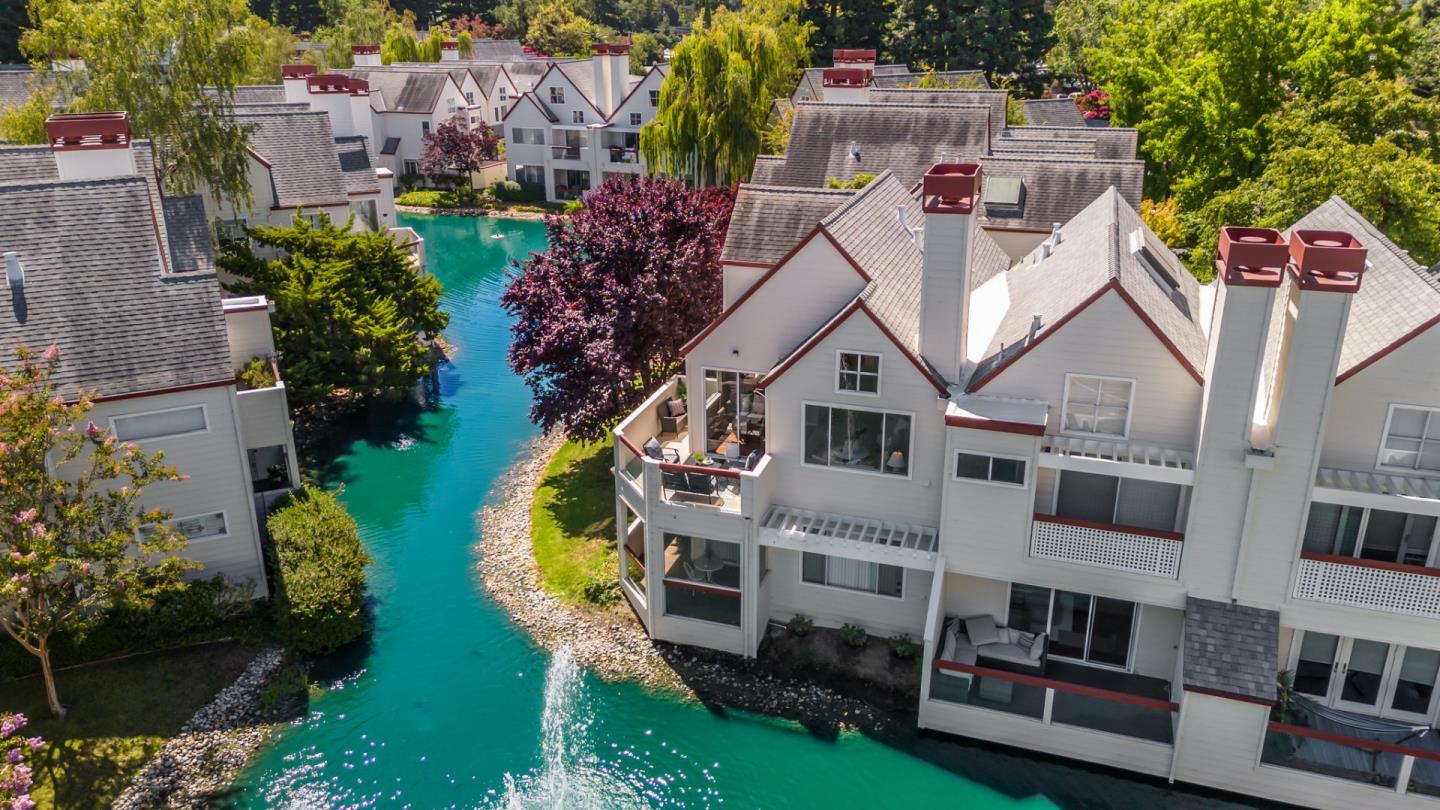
1299,551,1440,578
933,659,1179,713
623,544,646,571
1267,721,1440,764
658,462,741,479
662,577,741,597
1033,513,1184,542
945,414,1046,436
616,432,644,458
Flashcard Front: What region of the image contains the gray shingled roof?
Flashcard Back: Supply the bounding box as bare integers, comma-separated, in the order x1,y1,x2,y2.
721,185,853,265
971,187,1206,387
761,102,993,188
1003,126,1139,161
347,69,448,113
870,88,1008,138
0,177,232,399
1291,197,1440,377
978,155,1145,232
748,155,786,185
991,137,1096,157
232,109,348,208
1183,597,1279,704
223,85,286,105
554,62,599,111
0,146,58,184
466,39,526,61
161,195,216,275
1022,98,1085,127
334,136,379,195
0,66,36,108
873,70,989,90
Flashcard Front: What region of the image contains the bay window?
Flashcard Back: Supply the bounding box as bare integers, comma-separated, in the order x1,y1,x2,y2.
1062,374,1133,438
1009,583,1137,669
801,552,902,597
803,403,911,476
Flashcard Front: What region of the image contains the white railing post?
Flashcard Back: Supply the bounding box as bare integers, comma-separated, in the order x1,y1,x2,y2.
1397,754,1415,795
1042,687,1055,725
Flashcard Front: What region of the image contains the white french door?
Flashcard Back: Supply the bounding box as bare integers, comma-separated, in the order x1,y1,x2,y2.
1290,631,1440,723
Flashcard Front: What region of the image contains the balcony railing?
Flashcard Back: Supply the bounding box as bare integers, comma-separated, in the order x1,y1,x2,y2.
1264,719,1440,798
551,145,586,161
1030,514,1183,579
605,146,639,164
1293,552,1440,619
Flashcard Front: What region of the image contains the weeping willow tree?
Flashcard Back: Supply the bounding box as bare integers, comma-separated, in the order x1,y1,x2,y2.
640,1,812,186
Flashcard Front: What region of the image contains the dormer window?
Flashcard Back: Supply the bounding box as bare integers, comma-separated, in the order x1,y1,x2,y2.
1380,405,1440,472
982,176,1025,217
550,87,565,104
837,351,880,394
1062,374,1133,438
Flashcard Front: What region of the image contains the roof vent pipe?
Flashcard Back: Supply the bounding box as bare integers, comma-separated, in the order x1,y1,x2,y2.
848,140,860,161
5,251,23,292
897,205,923,252
1028,312,1043,343
1050,222,1062,245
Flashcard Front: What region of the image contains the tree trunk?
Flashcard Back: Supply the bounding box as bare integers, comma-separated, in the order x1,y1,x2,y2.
38,635,64,718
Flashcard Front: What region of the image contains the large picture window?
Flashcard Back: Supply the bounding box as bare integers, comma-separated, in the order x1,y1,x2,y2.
112,405,208,442
1009,583,1136,669
1062,374,1133,438
803,403,911,476
801,552,902,598
1379,405,1440,472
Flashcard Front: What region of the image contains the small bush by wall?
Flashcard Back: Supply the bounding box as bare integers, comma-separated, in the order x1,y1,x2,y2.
396,190,458,208
267,487,371,655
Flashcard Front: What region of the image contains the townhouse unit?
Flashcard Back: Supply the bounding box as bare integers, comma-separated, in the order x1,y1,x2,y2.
612,162,1440,807
0,112,301,594
790,50,991,104
501,43,668,201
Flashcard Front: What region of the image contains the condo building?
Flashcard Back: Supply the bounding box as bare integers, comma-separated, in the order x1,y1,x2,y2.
612,160,1440,807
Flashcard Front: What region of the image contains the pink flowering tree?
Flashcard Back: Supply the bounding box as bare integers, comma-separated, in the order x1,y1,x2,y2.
502,176,735,441
418,114,500,199
1078,89,1112,120
0,713,41,810
0,345,194,717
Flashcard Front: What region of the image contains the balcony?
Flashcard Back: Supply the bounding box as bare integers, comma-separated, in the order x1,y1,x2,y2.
604,146,639,165
550,144,587,162
1293,552,1440,619
389,226,426,273
235,356,291,449
1263,699,1440,799
1039,434,1196,486
1030,514,1183,579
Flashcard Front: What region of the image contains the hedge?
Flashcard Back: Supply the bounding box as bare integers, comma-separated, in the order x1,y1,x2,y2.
267,487,371,654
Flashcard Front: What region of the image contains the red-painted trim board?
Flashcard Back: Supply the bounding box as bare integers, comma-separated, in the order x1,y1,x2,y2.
1033,512,1184,542
933,659,1179,713
1299,551,1440,578
945,414,1046,436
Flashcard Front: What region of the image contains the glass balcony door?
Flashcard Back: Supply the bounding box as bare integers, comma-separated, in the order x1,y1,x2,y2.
702,369,765,457
1302,503,1439,567
1054,470,1182,533
1009,583,1138,670
1290,631,1440,723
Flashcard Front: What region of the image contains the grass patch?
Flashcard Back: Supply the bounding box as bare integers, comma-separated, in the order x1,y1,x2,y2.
531,437,619,605
7,641,262,809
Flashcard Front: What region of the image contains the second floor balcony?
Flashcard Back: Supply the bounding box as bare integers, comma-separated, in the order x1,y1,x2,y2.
604,146,639,165
550,144,587,162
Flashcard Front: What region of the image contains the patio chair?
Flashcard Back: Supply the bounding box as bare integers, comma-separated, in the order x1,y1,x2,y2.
642,436,680,464
739,450,762,471
657,398,688,436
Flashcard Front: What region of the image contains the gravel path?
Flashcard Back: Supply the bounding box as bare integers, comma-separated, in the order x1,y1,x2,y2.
112,647,286,809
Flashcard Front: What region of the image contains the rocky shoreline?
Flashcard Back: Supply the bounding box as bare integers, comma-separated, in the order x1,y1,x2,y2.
475,437,914,740
112,647,285,809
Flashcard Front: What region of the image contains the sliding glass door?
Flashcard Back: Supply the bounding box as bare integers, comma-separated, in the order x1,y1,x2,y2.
1290,631,1440,723
1302,503,1439,567
703,369,765,456
1009,583,1138,670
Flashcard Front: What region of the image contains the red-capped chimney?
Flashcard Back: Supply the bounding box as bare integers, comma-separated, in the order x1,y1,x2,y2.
1288,230,1366,292
282,64,318,79
922,163,982,215
44,112,137,179
1215,226,1288,288
920,162,984,385
352,43,381,67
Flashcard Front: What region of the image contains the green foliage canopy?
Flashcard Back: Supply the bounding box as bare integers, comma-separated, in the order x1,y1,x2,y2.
267,487,370,655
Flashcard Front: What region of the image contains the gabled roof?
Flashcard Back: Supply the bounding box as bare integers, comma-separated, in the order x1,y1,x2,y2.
0,66,36,108
502,91,558,123
554,62,600,111
977,155,1145,232
869,88,1008,138
227,85,286,105
379,63,476,91
347,69,450,113
231,109,348,208
464,39,527,61
990,137,1096,158
759,102,993,188
334,136,380,195
1002,126,1138,161
873,70,989,90
721,185,855,265
1022,98,1085,127
1299,197,1440,382
161,194,216,275
969,187,1207,390
0,176,231,399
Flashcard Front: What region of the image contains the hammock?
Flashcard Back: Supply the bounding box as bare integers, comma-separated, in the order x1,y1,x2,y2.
1292,695,1432,744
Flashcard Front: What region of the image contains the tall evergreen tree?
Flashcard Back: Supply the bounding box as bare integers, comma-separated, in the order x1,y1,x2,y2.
800,0,891,64
887,0,1051,90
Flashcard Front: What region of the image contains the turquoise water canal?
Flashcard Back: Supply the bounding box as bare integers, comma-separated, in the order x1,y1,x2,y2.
231,213,1264,809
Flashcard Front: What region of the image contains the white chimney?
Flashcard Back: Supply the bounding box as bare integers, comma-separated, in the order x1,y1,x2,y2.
833,48,877,73
352,44,381,68
440,41,460,62
347,78,374,143
5,251,23,292
822,67,871,104
45,112,136,180
281,63,318,105
918,163,982,386
591,43,631,117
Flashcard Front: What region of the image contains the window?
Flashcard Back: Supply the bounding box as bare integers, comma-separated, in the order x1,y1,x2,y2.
802,552,902,597
494,106,503,120
145,511,227,542
649,90,659,106
1062,374,1133,438
499,86,508,101
421,121,431,137
803,403,912,476
703,369,765,455
629,112,642,126
465,91,474,103
550,86,565,104
1380,405,1440,472
662,534,740,626
836,351,880,394
1302,502,1437,567
1054,470,1182,532
510,128,545,145
1291,631,1440,722
112,405,208,441
571,110,585,124
954,451,1027,487
403,159,420,176
1009,583,1137,669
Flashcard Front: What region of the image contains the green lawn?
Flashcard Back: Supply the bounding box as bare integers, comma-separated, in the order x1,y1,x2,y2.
6,641,261,809
530,438,619,604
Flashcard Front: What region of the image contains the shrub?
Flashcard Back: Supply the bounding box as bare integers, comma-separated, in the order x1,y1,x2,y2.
787,614,813,636
259,663,310,711
396,189,456,208
888,633,917,659
236,356,276,390
267,487,371,654
581,574,621,606
562,200,584,214
839,623,867,648
492,179,545,202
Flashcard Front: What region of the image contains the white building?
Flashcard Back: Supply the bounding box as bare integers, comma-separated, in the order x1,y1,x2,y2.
0,112,301,594
501,43,667,201
613,162,1440,808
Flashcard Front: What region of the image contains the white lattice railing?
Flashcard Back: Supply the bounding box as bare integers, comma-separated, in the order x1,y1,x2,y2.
1029,515,1182,579
1293,554,1440,619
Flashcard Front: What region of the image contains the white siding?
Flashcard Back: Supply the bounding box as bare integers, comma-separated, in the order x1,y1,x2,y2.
765,547,931,638
1323,326,1440,472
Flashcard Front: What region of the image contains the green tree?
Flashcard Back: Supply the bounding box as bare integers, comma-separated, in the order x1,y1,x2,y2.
1289,0,1412,98
888,0,1051,91
1410,0,1440,97
219,215,450,406
800,0,892,64
380,22,420,63
493,0,547,44
267,487,370,654
1045,0,1121,88
824,172,875,189
527,0,605,57
629,31,666,72
417,32,443,61
641,0,812,185
315,0,402,69
20,0,266,204
0,345,193,717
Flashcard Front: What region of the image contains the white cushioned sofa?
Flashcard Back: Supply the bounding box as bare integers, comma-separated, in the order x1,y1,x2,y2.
939,615,1048,675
